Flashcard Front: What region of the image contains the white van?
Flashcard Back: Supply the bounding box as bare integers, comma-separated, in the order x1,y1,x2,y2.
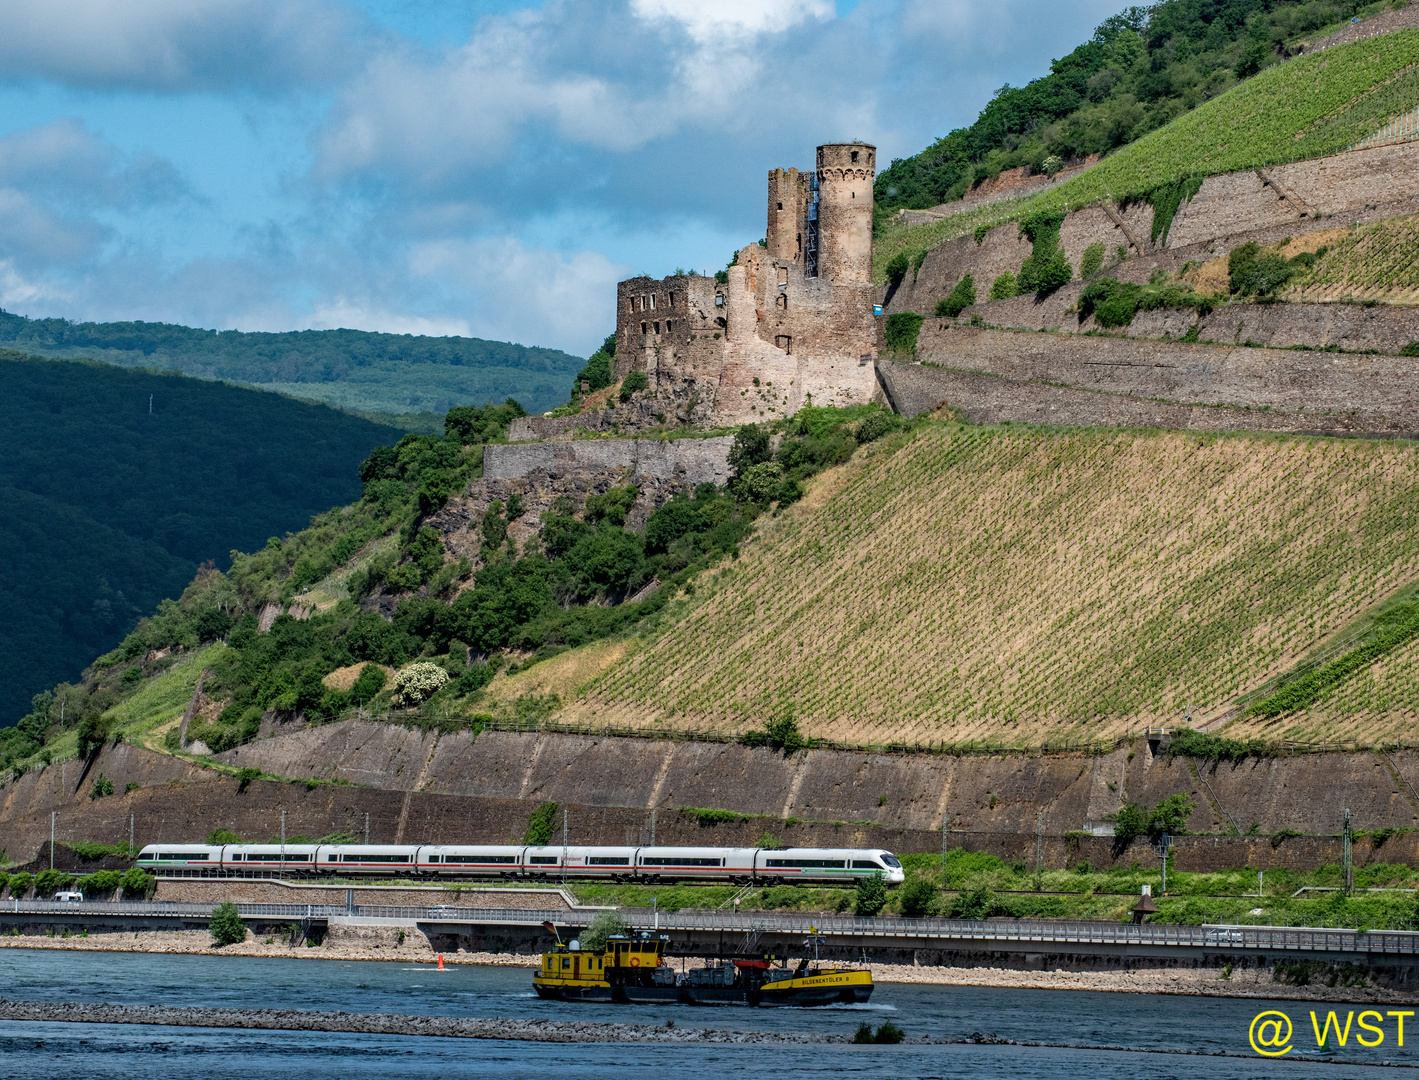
53,891,84,903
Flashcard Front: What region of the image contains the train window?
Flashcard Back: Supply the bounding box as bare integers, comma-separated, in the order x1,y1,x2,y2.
426,855,441,863
640,857,722,867
587,857,630,866
445,855,518,864
530,856,559,865
765,859,846,869
851,860,883,870
342,854,409,862
158,852,210,860
230,854,243,861
881,855,902,868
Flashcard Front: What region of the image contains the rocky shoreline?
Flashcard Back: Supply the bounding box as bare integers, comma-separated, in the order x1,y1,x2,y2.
0,999,834,1043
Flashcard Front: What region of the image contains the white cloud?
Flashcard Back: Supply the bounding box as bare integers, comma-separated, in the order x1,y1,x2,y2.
629,0,832,42
304,300,472,338
408,236,628,354
0,0,368,92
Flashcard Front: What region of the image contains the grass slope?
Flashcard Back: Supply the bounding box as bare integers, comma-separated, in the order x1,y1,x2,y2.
0,311,585,417
0,353,402,723
584,425,1419,745
876,29,1419,279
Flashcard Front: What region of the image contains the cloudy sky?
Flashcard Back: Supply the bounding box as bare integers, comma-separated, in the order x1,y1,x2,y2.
0,0,1123,357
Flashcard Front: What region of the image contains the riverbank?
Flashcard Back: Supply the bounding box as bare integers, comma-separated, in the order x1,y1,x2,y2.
3,930,1416,1004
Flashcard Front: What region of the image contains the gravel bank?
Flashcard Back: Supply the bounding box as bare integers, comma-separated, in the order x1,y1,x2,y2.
0,1000,837,1043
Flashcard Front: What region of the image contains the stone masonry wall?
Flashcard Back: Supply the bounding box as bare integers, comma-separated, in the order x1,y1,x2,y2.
893,323,1419,434
7,737,1419,872
885,141,1419,323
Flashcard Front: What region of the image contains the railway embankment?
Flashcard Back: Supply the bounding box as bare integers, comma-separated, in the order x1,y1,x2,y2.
5,727,1419,872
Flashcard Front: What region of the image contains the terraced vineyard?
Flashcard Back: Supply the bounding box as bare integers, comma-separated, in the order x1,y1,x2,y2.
1286,212,1419,303
876,29,1419,280
579,425,1419,746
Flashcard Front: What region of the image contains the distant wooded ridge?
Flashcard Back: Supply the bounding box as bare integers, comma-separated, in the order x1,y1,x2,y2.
0,351,405,725
0,309,586,418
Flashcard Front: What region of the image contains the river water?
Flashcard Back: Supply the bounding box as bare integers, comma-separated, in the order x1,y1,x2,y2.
0,949,1412,1078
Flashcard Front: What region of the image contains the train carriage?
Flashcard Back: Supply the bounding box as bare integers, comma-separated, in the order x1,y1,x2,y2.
755,848,902,885
417,845,524,877
223,845,319,873
314,844,420,875
521,845,639,879
635,846,757,883
135,844,223,873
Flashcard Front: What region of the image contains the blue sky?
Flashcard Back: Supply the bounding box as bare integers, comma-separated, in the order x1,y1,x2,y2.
0,0,1123,357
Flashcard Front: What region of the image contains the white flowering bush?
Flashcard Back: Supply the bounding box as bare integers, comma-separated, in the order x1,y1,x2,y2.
394,662,449,705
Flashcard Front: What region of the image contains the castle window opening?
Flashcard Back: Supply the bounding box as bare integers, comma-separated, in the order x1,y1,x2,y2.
669,292,676,308
655,321,661,334
775,335,791,353
642,321,648,334
777,202,783,210
850,150,859,162
649,294,656,310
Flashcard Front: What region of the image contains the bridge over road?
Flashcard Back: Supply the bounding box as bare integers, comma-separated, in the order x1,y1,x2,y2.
3,900,1417,968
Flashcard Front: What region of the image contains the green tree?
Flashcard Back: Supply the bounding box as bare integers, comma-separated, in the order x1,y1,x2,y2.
619,370,649,402
208,829,241,845
34,869,74,897
945,885,995,919
935,273,977,318
988,272,1020,301
580,909,628,952
76,713,111,759
120,868,155,898
7,872,34,898
885,252,910,287
728,424,772,493
88,773,115,799
1114,801,1149,844
1147,793,1197,838
210,901,247,947
855,874,889,916
898,877,939,918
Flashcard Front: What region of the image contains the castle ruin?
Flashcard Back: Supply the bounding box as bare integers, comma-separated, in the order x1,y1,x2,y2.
614,142,881,426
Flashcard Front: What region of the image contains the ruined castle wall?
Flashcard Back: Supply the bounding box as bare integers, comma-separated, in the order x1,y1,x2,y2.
766,167,810,266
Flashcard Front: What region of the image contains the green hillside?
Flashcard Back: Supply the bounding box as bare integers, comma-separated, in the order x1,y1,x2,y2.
876,19,1419,277
0,310,585,418
0,352,405,724
553,424,1419,748
876,0,1400,215
0,405,883,771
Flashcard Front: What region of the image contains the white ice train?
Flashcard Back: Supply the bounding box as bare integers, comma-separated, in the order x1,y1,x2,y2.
135,843,905,886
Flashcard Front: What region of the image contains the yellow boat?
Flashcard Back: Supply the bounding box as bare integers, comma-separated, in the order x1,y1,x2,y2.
532,930,873,1006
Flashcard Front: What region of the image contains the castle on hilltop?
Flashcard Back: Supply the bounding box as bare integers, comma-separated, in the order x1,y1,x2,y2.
614,142,881,426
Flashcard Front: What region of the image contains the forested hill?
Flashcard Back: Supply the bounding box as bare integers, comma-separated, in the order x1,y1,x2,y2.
875,0,1391,214
0,309,584,419
0,352,405,724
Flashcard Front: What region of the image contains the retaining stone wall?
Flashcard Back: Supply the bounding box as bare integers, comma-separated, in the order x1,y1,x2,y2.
892,325,1419,434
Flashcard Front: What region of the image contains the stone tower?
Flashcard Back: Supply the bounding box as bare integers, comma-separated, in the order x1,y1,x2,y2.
814,142,875,285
